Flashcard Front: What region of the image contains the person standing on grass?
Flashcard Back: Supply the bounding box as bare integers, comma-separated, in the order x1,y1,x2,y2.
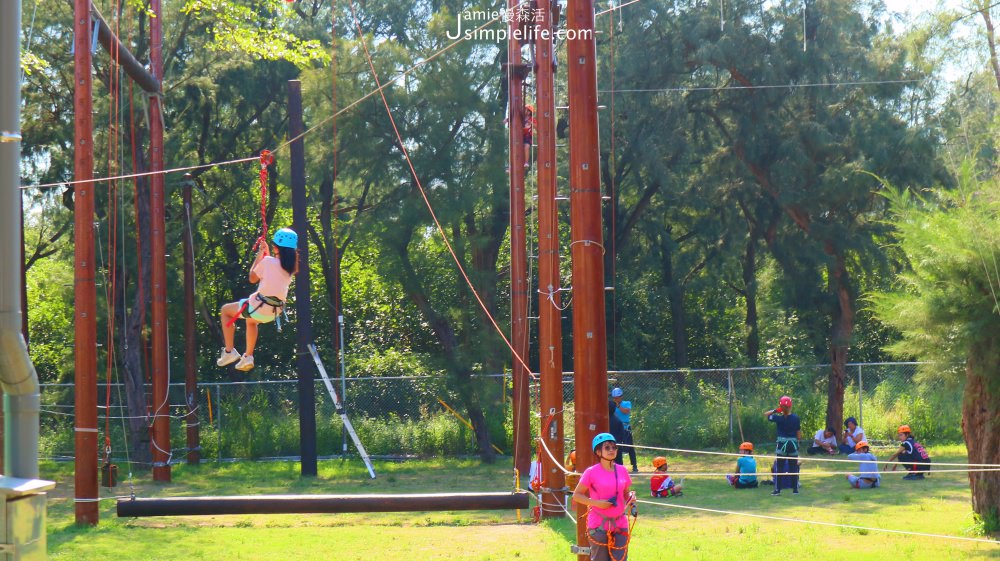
885,425,932,480
846,441,881,489
608,397,628,466
808,427,838,455
765,395,802,495
573,433,635,561
839,416,866,455
611,387,638,473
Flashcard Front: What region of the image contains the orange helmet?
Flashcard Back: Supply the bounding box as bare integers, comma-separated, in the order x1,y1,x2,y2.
652,456,668,469
897,425,912,434
854,440,870,451
525,104,535,113
568,450,576,464
739,442,754,452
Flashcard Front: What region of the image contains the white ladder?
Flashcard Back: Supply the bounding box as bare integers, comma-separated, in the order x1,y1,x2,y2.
307,343,376,479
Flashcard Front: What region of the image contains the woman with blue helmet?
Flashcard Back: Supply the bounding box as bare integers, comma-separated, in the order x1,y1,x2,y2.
218,228,299,372
572,432,636,560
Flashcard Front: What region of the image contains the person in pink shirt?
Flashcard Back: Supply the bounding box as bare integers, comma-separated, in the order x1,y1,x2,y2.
217,228,298,372
572,433,636,561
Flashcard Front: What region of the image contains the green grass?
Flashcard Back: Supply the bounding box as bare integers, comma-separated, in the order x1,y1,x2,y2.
42,445,1000,560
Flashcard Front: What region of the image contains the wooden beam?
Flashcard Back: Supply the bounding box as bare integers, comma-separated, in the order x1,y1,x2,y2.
117,492,530,517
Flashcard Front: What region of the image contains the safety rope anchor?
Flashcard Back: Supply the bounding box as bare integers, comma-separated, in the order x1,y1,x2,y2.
570,545,591,555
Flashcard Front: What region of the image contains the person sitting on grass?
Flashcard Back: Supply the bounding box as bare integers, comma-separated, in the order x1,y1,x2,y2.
650,456,683,497
808,427,839,455
572,433,635,561
727,442,759,489
217,228,299,372
846,441,880,489
885,425,931,480
839,416,866,455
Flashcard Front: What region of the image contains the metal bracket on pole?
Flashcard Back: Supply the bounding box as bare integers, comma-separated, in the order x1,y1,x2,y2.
307,343,376,479
0,131,20,142
570,545,591,555
0,543,14,554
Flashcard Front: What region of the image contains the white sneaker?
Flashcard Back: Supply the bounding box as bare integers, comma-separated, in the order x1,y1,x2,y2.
234,354,255,372
217,348,240,367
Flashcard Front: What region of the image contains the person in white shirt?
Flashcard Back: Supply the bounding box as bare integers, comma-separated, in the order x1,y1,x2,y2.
807,427,838,455
839,417,866,455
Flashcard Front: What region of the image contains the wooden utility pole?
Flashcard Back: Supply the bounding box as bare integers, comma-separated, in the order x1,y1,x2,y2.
508,1,531,475
534,0,565,519
182,176,200,464
289,80,318,477
566,0,607,556
149,0,171,482
73,0,99,525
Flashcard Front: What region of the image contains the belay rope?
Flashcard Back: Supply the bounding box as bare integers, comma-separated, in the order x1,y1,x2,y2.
253,149,274,252
226,150,283,330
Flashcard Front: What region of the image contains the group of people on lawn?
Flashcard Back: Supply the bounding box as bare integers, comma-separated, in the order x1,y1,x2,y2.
571,389,934,561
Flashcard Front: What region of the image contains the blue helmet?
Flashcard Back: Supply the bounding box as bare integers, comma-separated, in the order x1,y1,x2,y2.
273,228,298,249
592,432,616,452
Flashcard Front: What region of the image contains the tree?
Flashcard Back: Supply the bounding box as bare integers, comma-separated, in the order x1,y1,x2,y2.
872,170,1000,529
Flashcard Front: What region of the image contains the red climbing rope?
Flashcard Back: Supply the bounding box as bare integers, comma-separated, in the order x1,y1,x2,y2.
226,150,275,329
253,149,275,252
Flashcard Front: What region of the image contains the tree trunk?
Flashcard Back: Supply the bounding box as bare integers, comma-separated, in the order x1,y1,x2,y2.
661,232,688,367
394,243,496,462
964,337,1000,526
743,236,759,366
825,253,853,438
978,1,1000,93
118,122,154,467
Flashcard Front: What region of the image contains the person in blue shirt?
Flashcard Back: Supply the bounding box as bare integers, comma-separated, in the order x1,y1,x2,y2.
611,387,638,473
727,441,759,489
765,395,802,495
846,441,881,488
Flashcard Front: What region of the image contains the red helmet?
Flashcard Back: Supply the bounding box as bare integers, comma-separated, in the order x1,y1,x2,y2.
779,396,792,408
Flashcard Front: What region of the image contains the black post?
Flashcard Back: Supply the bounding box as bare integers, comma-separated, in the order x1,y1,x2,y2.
289,80,317,476
182,175,200,464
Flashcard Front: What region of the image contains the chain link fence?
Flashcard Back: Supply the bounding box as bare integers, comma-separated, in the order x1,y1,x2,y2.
39,362,962,464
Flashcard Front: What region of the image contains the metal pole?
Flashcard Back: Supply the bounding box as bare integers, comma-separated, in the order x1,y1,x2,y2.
728,370,734,446
149,0,171,483
182,175,200,464
857,364,863,429
340,315,347,455
507,0,531,476
535,0,565,519
566,0,607,557
2,0,42,478
216,384,223,462
72,0,100,524
289,80,318,477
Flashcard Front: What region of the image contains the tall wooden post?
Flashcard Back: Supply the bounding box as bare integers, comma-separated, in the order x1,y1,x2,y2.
535,0,565,518
149,0,171,482
73,0,99,524
508,0,531,477
182,176,200,464
289,80,318,477
566,0,607,556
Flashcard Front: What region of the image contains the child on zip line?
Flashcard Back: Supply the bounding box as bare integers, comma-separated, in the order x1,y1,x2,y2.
217,227,299,372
